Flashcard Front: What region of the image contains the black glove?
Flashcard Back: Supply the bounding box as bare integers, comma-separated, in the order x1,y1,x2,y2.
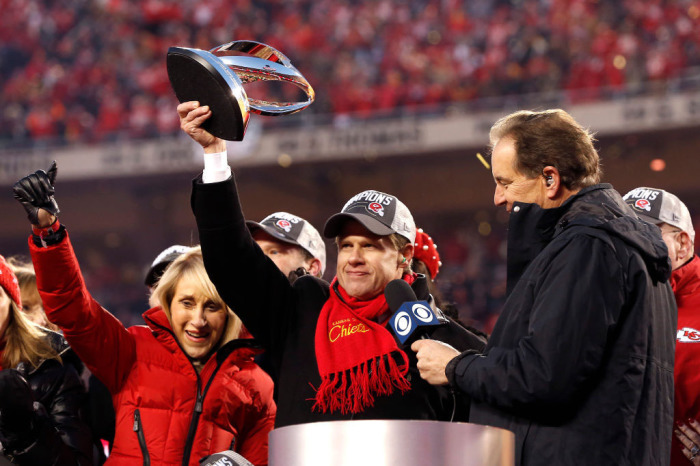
0,369,36,450
12,161,60,225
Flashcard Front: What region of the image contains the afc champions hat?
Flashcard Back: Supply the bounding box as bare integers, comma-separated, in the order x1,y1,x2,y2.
145,245,191,287
247,212,327,275
323,190,416,244
623,187,695,242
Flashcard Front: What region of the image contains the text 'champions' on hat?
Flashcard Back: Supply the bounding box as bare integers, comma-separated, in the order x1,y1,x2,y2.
246,212,327,275
622,187,695,242
323,190,416,244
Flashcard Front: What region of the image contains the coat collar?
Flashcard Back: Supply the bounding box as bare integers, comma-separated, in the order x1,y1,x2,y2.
15,329,72,376
672,255,700,297
505,184,613,295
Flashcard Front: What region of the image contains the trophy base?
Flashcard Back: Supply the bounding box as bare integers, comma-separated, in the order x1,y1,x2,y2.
166,47,250,141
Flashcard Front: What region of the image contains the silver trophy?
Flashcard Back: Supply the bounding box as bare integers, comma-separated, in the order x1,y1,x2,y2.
166,40,315,141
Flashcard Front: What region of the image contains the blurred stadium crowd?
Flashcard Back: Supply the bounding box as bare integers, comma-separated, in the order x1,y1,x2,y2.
1,0,699,147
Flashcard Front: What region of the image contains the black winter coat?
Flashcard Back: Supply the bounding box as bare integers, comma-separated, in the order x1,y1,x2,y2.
447,184,676,465
191,174,487,428
2,331,93,465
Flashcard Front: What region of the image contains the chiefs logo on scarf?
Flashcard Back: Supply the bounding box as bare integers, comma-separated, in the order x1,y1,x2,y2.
313,278,412,414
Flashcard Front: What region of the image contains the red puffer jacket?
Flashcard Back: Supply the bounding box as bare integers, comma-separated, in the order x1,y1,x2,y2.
29,234,275,465
671,255,700,466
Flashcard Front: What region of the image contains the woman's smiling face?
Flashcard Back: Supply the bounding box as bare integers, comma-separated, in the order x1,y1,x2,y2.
169,274,227,361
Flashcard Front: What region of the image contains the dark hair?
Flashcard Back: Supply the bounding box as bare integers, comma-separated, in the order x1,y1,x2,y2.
489,109,601,190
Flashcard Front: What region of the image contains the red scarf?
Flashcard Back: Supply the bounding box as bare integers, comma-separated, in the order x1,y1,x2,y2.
313,276,413,414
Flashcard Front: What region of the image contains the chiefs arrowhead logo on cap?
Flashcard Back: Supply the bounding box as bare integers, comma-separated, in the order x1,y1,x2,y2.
367,202,385,217
634,199,652,212
276,219,292,232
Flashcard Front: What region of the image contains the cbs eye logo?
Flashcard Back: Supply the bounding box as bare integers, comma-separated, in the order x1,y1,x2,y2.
393,303,433,336
411,303,433,322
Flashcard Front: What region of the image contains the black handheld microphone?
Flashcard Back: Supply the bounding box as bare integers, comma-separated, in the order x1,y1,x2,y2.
199,450,253,466
385,279,441,345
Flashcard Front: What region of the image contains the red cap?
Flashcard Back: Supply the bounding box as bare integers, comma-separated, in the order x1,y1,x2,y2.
413,228,441,279
0,255,21,308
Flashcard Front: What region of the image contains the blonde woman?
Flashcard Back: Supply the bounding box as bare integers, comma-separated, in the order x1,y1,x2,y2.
13,164,275,465
0,254,93,465
6,257,60,332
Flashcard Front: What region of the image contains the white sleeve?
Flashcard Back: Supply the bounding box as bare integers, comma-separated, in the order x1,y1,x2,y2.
202,150,232,183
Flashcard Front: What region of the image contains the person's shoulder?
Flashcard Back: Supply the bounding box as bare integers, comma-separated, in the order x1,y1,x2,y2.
21,332,85,391
550,220,620,259
293,274,330,296
128,323,158,340
27,329,81,374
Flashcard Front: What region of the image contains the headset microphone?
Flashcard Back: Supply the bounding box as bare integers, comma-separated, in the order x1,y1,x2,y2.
385,279,442,345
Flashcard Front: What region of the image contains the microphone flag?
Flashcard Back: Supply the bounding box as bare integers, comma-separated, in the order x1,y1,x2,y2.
388,300,440,344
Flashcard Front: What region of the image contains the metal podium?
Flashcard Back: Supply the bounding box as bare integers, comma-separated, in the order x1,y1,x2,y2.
269,420,514,465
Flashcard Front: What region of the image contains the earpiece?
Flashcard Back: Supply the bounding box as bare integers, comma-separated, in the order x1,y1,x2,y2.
401,257,407,264
546,176,554,186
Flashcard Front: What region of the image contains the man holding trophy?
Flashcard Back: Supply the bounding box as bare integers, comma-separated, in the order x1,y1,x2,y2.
173,41,486,428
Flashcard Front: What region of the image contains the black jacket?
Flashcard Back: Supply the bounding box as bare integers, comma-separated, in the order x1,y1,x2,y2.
447,184,676,465
191,174,486,428
3,331,93,465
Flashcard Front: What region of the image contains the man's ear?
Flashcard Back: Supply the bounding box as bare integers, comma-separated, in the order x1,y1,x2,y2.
542,165,562,200
677,232,694,264
306,258,322,277
399,243,414,270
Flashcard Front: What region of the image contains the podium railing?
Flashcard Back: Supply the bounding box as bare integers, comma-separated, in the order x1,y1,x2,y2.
269,420,514,465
